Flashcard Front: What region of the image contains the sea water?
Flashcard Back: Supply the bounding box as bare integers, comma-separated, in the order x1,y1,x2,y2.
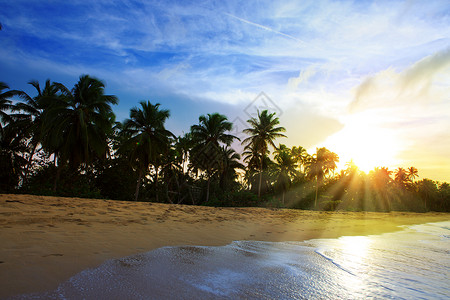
15,221,450,299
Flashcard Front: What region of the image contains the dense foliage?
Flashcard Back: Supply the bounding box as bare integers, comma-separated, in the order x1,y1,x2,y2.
1,76,448,212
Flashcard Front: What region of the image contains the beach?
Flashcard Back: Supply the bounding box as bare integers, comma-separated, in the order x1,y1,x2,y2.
1,194,449,298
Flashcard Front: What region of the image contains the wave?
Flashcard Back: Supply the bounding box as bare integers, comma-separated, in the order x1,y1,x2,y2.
13,221,450,299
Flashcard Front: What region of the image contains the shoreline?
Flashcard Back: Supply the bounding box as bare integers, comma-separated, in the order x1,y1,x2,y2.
1,194,449,298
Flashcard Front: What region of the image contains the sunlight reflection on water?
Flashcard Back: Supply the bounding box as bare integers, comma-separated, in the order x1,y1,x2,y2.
337,236,372,297
16,222,450,299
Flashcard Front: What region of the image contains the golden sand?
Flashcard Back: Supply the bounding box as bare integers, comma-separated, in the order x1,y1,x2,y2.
1,194,448,298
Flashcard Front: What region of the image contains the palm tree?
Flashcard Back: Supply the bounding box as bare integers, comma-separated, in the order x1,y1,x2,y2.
12,80,61,181
242,110,286,198
191,113,236,146
0,122,28,191
407,167,419,183
242,141,277,193
307,147,339,208
40,75,118,190
344,160,359,177
242,140,262,191
190,113,238,202
242,141,261,171
291,145,309,173
370,167,393,210
417,179,437,211
273,144,297,204
371,167,392,187
174,132,193,174
0,82,17,126
218,146,244,191
394,167,408,188
159,145,184,203
121,101,173,201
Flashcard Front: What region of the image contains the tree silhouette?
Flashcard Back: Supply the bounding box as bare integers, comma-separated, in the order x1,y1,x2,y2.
43,76,117,166
190,113,237,202
12,80,63,182
242,110,286,198
407,166,419,183
370,167,393,210
291,145,309,173
0,82,17,127
307,147,339,208
121,101,173,201
273,144,297,204
395,167,408,188
0,121,28,192
218,146,244,191
2,76,449,212
39,75,118,190
174,132,194,174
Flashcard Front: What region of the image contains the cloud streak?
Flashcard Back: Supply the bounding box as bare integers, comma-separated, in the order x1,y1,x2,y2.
223,12,307,45
1,0,450,179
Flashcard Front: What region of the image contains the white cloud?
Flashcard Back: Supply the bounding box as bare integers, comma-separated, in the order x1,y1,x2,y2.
350,47,450,112
2,0,450,179
288,67,317,89
325,47,450,179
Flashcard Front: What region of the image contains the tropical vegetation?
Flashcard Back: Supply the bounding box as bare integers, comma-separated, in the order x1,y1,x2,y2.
1,76,449,212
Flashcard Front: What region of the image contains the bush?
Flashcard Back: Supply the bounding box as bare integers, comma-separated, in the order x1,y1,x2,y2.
95,157,137,201
322,200,342,211
203,190,259,207
22,165,102,199
262,196,284,208
0,153,22,193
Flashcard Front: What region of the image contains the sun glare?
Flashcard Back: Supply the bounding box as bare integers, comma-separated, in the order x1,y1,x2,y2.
323,114,401,173
336,236,372,295
339,236,371,260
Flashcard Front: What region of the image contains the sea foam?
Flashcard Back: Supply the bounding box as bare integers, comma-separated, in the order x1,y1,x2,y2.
14,221,450,299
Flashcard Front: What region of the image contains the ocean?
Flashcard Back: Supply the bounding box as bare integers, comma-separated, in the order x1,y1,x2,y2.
15,221,450,299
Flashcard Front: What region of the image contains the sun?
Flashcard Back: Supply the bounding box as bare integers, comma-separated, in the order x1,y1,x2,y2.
323,113,401,173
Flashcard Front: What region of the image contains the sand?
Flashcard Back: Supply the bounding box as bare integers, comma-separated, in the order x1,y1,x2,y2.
0,194,448,298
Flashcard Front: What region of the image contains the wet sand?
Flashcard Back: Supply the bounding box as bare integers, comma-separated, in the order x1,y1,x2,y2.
1,194,448,298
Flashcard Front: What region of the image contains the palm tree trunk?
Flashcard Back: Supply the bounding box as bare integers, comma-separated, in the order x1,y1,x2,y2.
258,172,262,198
258,156,263,198
314,176,319,209
53,155,62,192
385,191,391,212
174,172,181,203
182,152,186,174
155,166,159,203
188,185,195,205
165,178,172,204
23,143,38,184
206,177,211,203
135,169,143,201
53,164,62,192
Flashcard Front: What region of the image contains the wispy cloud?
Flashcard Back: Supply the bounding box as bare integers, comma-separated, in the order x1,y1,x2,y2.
1,0,450,179
223,12,307,45
337,47,450,180
350,47,450,112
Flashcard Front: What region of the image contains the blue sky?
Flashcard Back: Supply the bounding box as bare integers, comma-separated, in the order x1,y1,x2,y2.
1,0,449,181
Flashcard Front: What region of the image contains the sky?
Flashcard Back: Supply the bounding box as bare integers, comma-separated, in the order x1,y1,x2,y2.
1,0,449,181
